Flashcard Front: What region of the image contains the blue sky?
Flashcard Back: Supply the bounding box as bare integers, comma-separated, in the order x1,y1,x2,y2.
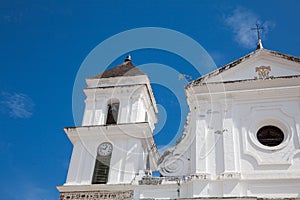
1,0,300,199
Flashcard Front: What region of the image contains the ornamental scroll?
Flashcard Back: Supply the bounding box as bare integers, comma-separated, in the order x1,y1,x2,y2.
158,151,188,177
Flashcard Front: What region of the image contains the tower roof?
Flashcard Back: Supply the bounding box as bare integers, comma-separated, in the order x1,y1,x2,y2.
90,56,145,79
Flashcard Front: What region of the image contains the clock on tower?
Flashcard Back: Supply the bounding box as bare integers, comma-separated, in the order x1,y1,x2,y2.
59,56,159,191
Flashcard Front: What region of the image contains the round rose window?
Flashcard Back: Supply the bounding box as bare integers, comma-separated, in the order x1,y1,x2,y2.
257,125,284,147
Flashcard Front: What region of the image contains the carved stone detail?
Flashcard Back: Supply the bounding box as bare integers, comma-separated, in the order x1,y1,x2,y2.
138,176,162,185
185,173,210,181
218,172,241,180
255,66,273,80
59,190,133,200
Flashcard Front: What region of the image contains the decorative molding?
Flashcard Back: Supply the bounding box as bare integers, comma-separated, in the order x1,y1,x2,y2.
159,153,188,176
242,105,296,165
164,176,181,182
138,176,162,185
59,190,133,200
186,173,211,181
218,172,241,180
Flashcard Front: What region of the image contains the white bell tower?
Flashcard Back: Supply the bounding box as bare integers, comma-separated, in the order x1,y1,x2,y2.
60,56,159,188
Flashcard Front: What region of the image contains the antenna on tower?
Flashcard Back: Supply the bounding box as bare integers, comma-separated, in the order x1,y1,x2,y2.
251,23,264,49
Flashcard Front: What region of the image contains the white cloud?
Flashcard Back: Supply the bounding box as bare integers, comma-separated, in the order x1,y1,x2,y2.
0,92,34,118
224,7,275,49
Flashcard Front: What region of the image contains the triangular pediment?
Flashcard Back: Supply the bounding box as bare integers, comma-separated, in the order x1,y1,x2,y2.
190,49,300,85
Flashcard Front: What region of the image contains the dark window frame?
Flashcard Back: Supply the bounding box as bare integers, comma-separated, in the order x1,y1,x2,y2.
257,125,284,147
92,152,112,184
106,102,119,125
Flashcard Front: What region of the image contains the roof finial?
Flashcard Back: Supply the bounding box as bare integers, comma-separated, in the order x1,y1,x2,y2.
124,55,131,62
251,23,264,49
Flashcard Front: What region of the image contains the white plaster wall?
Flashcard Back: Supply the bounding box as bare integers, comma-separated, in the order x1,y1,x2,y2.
65,135,148,185
82,85,156,130
164,78,300,198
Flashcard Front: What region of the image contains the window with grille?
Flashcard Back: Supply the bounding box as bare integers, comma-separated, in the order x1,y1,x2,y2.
92,155,111,184
92,143,113,184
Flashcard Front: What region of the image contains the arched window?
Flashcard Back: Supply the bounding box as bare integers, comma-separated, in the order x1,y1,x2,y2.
92,142,113,184
257,125,284,147
106,99,119,125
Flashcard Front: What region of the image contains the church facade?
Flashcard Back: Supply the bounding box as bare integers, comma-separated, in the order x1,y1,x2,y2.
57,41,300,199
